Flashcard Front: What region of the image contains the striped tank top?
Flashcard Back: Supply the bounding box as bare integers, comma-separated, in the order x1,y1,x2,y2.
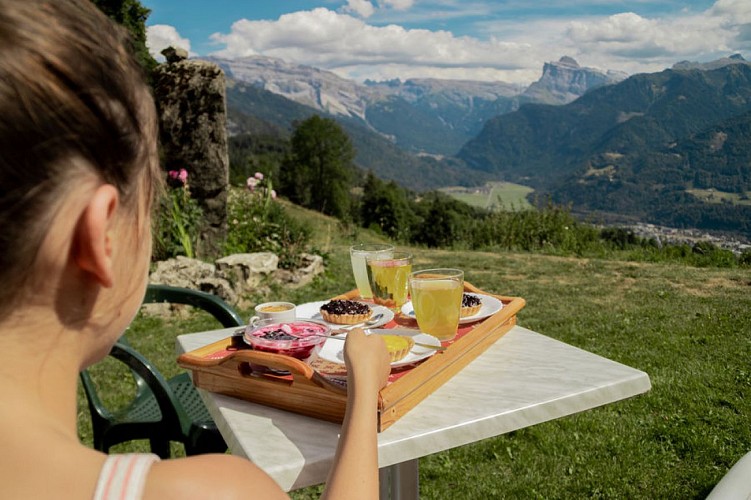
92,453,160,500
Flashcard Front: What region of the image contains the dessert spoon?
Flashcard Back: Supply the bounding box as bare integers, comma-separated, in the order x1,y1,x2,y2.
322,333,447,352
331,313,384,331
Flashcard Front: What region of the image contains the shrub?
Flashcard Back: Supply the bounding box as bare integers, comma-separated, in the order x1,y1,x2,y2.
224,173,311,269
600,227,640,249
740,249,751,267
471,203,599,255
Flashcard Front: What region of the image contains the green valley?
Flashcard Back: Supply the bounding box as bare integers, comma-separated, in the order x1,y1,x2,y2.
439,181,534,210
687,188,751,205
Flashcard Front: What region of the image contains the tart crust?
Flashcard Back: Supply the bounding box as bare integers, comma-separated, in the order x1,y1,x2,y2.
319,300,373,325
320,310,372,324
381,335,415,362
460,293,482,318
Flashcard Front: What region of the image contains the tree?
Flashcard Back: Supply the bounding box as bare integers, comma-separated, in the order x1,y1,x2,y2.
280,116,355,219
91,0,157,75
359,172,415,241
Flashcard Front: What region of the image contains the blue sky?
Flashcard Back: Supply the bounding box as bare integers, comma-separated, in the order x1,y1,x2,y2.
143,0,750,84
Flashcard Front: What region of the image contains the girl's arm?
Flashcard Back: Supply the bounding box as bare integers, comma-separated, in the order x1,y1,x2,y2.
322,328,391,500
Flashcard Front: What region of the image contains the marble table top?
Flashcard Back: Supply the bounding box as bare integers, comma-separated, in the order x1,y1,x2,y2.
176,326,650,492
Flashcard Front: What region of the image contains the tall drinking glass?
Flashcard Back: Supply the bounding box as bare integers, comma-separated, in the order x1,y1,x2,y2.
409,269,464,341
350,244,394,299
366,251,412,312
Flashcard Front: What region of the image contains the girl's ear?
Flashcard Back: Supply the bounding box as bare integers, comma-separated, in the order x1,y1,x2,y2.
71,184,119,288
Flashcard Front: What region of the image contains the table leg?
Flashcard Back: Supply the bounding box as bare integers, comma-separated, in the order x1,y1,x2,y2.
379,459,419,500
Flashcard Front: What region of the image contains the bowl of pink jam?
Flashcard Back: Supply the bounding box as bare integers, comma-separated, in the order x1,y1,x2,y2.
243,319,331,360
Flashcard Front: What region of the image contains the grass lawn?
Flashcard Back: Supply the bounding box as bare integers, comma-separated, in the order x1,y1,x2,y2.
78,209,751,498
687,188,751,206
440,181,534,211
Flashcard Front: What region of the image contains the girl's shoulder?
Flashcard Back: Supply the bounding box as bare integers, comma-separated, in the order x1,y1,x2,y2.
0,435,105,499
143,454,289,500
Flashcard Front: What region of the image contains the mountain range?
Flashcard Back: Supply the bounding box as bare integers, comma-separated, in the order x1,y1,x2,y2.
212,51,751,237
207,54,625,156
458,55,751,235
224,79,489,190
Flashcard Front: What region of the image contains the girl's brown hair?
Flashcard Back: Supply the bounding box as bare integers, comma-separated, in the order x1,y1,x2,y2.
0,0,160,317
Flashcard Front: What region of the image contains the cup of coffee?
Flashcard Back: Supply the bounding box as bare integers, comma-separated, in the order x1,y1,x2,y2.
250,301,296,324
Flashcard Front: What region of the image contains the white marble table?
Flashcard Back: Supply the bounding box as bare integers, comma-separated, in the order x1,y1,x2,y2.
176,326,650,499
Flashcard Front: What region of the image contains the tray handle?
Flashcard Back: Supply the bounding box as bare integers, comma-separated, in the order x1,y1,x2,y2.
233,350,317,376
179,348,314,376
178,347,347,394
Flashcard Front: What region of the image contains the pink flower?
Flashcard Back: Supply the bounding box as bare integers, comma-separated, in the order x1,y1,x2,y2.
167,168,188,186
254,172,264,180
270,189,277,199
246,176,259,191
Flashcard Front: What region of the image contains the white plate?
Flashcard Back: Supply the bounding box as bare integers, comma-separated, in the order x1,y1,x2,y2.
317,329,440,368
295,301,394,329
401,293,504,324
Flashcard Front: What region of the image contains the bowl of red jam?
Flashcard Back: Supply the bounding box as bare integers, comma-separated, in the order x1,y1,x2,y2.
243,319,331,360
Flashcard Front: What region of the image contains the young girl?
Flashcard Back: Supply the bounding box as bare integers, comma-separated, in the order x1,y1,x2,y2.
0,1,391,498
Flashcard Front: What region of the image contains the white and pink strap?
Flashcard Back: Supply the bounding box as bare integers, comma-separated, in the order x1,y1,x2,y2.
93,453,160,500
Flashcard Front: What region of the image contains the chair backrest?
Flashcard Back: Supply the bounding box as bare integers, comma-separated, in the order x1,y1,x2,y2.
108,341,189,435
79,339,189,443
80,285,244,452
143,284,244,328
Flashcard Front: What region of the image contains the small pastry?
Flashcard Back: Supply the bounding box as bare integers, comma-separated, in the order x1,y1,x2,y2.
320,299,372,325
460,293,482,317
380,334,415,362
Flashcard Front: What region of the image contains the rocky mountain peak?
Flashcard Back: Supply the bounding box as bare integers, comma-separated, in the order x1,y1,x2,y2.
204,55,373,120
522,56,627,105
558,56,580,68
672,53,750,71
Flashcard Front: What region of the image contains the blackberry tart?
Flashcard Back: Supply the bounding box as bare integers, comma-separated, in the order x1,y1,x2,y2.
320,299,373,325
460,293,482,318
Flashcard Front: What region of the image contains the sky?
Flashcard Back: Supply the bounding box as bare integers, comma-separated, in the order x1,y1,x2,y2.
143,0,751,85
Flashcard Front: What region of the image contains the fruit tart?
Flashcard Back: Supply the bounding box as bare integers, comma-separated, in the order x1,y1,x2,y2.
460,293,482,318
320,299,372,325
380,334,415,362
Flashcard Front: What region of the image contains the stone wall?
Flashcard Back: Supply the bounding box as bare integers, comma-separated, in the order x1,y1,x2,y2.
152,48,229,257
148,253,324,311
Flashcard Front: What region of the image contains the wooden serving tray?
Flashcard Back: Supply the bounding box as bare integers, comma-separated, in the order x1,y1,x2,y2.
178,282,525,431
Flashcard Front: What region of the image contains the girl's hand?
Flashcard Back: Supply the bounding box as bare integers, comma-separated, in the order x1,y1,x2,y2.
343,328,391,393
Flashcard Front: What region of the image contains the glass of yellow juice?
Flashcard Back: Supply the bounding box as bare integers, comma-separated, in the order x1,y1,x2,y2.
409,269,464,341
349,244,394,300
366,251,412,312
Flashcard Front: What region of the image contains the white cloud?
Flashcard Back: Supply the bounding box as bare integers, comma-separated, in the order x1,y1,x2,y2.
343,0,375,18
709,0,751,50
560,9,733,71
146,25,192,61
710,0,751,21
211,8,537,83
473,1,750,80
207,1,751,85
341,0,415,20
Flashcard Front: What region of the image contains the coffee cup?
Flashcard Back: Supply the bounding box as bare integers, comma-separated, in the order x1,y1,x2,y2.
249,301,296,324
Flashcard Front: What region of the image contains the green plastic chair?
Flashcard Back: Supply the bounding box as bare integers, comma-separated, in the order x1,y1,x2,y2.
79,284,244,458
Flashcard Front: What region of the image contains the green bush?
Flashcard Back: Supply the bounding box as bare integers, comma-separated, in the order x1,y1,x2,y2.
470,203,600,255
224,174,311,269
740,249,751,267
